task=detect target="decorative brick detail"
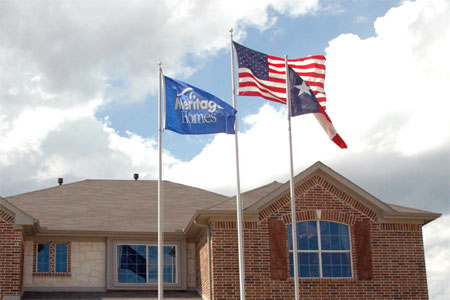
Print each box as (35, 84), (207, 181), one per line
(0, 208), (24, 299)
(260, 176), (378, 222)
(259, 194), (290, 220)
(282, 209), (317, 224)
(32, 241), (71, 277)
(213, 221), (258, 230)
(379, 223), (422, 232)
(260, 177), (318, 220)
(316, 177), (378, 221)
(282, 209), (356, 225)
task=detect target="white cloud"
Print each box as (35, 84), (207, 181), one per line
(325, 0), (450, 156)
(164, 0), (450, 197)
(0, 1), (448, 298)
(0, 0), (320, 196)
(424, 214), (450, 300)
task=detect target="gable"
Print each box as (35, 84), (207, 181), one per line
(0, 196), (35, 226)
(258, 175), (378, 222)
(0, 206), (14, 224)
(249, 162), (439, 225)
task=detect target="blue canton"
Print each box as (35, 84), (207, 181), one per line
(234, 42), (269, 80)
(288, 66), (319, 117)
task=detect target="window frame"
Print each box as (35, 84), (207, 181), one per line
(54, 243), (69, 273)
(289, 220), (353, 279)
(33, 242), (71, 276)
(115, 242), (179, 286)
(36, 243), (50, 273)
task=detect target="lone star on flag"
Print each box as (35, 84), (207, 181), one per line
(295, 80), (312, 96)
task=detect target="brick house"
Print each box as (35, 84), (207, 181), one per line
(0, 162), (440, 299)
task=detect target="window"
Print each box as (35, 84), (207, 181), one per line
(35, 242), (70, 275)
(288, 221), (352, 278)
(55, 243), (68, 273)
(117, 244), (177, 284)
(36, 244), (50, 273)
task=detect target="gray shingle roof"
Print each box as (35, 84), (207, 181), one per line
(204, 181), (283, 211)
(5, 162), (440, 234)
(6, 180), (228, 233)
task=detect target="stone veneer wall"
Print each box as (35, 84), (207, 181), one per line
(186, 243), (196, 290)
(23, 241), (105, 289)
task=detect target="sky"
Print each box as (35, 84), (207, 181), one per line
(0, 0), (449, 298)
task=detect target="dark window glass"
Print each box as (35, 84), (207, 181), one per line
(117, 245), (147, 283)
(37, 244), (50, 273)
(55, 244), (68, 273)
(148, 246), (176, 284)
(289, 221), (352, 278)
(117, 244), (177, 284)
(320, 221), (350, 251)
(288, 221), (318, 250)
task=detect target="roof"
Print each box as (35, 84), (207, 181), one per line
(204, 181), (283, 211)
(0, 196), (36, 226)
(5, 161), (441, 235)
(6, 180), (228, 233)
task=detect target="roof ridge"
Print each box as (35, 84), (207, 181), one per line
(6, 179), (89, 199)
(202, 180), (283, 211)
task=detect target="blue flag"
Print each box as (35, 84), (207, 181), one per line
(164, 76), (236, 135)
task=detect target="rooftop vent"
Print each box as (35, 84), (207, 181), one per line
(133, 173), (139, 180)
(58, 178), (63, 186)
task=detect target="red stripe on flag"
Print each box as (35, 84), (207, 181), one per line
(238, 91), (286, 104)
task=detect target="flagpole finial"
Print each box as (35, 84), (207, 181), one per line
(229, 28), (233, 33)
(157, 61), (161, 66)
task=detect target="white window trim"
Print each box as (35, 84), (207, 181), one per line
(115, 243), (179, 285)
(289, 220), (354, 279)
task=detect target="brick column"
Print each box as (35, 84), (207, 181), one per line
(0, 209), (24, 300)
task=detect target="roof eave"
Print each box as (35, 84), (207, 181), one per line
(380, 212), (441, 225)
(184, 209), (259, 236)
(0, 197), (37, 226)
(33, 229), (186, 237)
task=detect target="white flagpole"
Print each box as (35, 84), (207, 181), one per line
(285, 55), (300, 300)
(230, 28), (246, 300)
(157, 62), (164, 300)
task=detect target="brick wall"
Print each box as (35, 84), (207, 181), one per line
(196, 228), (210, 299)
(207, 176), (429, 299)
(0, 208), (24, 299)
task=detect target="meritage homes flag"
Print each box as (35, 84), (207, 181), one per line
(164, 76), (236, 135)
(233, 41), (347, 148)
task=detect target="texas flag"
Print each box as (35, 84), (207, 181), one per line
(287, 66), (347, 149)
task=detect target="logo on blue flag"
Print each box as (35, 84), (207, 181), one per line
(164, 76), (236, 135)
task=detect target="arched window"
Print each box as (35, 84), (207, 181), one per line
(288, 221), (352, 278)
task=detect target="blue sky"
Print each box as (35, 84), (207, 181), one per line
(0, 0), (449, 298)
(96, 0), (398, 161)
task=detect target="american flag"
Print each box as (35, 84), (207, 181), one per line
(233, 41), (327, 109)
(233, 42), (347, 149)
